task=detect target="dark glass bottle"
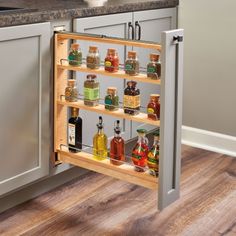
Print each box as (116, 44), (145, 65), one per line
(124, 81), (140, 115)
(68, 108), (82, 153)
(110, 120), (125, 166)
(147, 130), (160, 176)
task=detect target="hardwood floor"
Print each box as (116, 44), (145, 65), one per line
(0, 145), (235, 236)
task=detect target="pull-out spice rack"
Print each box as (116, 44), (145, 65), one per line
(54, 30), (183, 210)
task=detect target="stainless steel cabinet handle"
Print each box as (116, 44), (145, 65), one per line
(128, 22), (134, 40)
(135, 21), (141, 40)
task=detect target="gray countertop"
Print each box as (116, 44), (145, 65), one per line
(0, 0), (178, 27)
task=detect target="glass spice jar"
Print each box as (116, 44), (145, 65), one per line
(65, 79), (78, 102)
(68, 43), (82, 66)
(104, 48), (119, 72)
(86, 46), (100, 69)
(84, 74), (100, 106)
(132, 129), (149, 172)
(147, 94), (160, 120)
(124, 81), (140, 115)
(147, 130), (160, 176)
(104, 87), (119, 111)
(147, 53), (161, 79)
(125, 51), (139, 76)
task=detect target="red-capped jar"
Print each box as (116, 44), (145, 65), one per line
(147, 94), (160, 120)
(104, 48), (119, 72)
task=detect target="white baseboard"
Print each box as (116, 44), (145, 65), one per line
(182, 126), (236, 157)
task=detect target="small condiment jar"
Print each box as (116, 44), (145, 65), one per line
(104, 48), (119, 72)
(147, 53), (161, 79)
(68, 43), (82, 66)
(147, 94), (160, 120)
(65, 79), (78, 102)
(104, 87), (119, 111)
(125, 51), (139, 76)
(86, 46), (100, 69)
(84, 74), (100, 106)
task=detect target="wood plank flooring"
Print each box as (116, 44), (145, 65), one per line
(0, 145), (235, 236)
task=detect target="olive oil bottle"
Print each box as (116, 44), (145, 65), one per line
(68, 108), (82, 152)
(93, 116), (108, 160)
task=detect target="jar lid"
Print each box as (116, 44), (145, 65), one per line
(150, 94), (160, 99)
(150, 53), (160, 61)
(107, 48), (116, 54)
(128, 51), (137, 58)
(87, 74), (97, 79)
(71, 43), (80, 50)
(107, 87), (117, 93)
(68, 79), (76, 86)
(89, 46), (98, 52)
(137, 128), (147, 134)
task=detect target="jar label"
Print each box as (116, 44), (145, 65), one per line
(105, 60), (112, 67)
(105, 97), (112, 105)
(123, 95), (140, 109)
(68, 123), (75, 145)
(84, 87), (99, 100)
(125, 63), (133, 71)
(147, 108), (155, 114)
(147, 66), (157, 73)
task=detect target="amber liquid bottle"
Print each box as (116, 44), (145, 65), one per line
(68, 108), (82, 153)
(110, 120), (125, 165)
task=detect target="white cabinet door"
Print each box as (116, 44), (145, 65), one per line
(131, 8), (177, 137)
(0, 23), (50, 196)
(73, 13), (133, 147)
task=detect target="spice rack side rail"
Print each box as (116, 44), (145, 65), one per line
(54, 30), (184, 211)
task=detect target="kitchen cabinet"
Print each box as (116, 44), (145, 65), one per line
(73, 8), (177, 140)
(0, 23), (51, 196)
(54, 29), (183, 210)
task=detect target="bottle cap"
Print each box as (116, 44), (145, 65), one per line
(150, 53), (159, 61)
(71, 107), (79, 117)
(68, 79), (76, 86)
(87, 74), (97, 80)
(89, 46), (98, 52)
(128, 51), (137, 59)
(137, 128), (147, 134)
(114, 120), (121, 134)
(107, 87), (117, 94)
(71, 43), (80, 50)
(97, 116), (103, 129)
(127, 81), (133, 87)
(131, 81), (137, 87)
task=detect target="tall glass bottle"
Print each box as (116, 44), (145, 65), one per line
(147, 130), (160, 176)
(93, 116), (108, 160)
(110, 120), (125, 165)
(68, 108), (82, 153)
(132, 129), (149, 172)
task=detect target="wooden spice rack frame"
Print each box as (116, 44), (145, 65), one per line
(54, 30), (184, 210)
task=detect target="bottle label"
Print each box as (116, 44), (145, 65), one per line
(68, 123), (75, 145)
(105, 96), (112, 105)
(105, 60), (112, 67)
(147, 107), (155, 114)
(84, 87), (99, 100)
(147, 66), (157, 73)
(123, 95), (140, 108)
(125, 63), (133, 71)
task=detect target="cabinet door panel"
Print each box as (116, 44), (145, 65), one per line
(132, 8), (177, 136)
(0, 23), (50, 196)
(74, 13), (132, 147)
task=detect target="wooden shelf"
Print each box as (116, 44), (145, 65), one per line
(57, 64), (161, 85)
(57, 99), (160, 126)
(57, 147), (158, 190)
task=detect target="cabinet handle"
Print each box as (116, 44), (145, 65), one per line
(135, 21), (141, 40)
(128, 22), (134, 40)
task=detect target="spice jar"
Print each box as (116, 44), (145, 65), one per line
(125, 51), (139, 76)
(132, 129), (149, 172)
(104, 87), (119, 111)
(68, 43), (82, 66)
(147, 53), (161, 79)
(124, 81), (140, 115)
(86, 46), (100, 69)
(65, 79), (78, 102)
(147, 94), (160, 120)
(104, 48), (119, 72)
(84, 74), (100, 106)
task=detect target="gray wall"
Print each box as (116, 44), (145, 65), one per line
(179, 0), (236, 136)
